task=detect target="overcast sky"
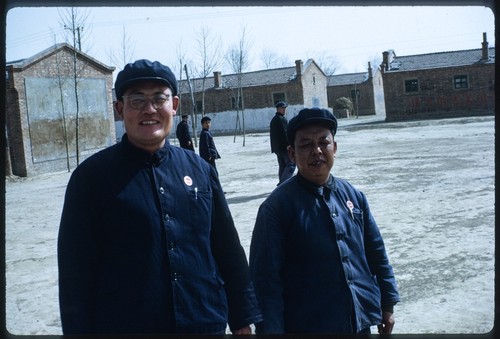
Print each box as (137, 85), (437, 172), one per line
(6, 5), (495, 77)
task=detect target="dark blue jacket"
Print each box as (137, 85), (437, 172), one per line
(176, 120), (194, 151)
(58, 134), (262, 334)
(269, 113), (289, 154)
(199, 128), (220, 162)
(249, 174), (400, 333)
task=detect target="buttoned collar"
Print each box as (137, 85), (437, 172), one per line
(120, 133), (171, 166)
(296, 173), (336, 197)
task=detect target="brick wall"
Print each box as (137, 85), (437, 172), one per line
(6, 47), (115, 176)
(383, 63), (495, 121)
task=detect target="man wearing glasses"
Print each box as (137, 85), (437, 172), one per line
(58, 59), (262, 335)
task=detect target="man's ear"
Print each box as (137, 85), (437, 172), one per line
(114, 100), (124, 119)
(172, 96), (180, 112)
(287, 145), (295, 162)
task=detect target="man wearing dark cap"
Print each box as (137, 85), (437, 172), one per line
(176, 114), (195, 151)
(250, 107), (400, 334)
(199, 116), (221, 174)
(269, 101), (296, 185)
(58, 59), (262, 335)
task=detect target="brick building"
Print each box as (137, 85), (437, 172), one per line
(6, 43), (115, 177)
(381, 33), (495, 122)
(176, 59), (328, 135)
(327, 62), (386, 118)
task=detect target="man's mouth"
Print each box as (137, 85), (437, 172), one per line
(141, 120), (159, 125)
(310, 159), (326, 166)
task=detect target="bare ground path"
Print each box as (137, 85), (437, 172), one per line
(5, 116), (495, 335)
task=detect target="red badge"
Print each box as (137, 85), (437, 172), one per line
(184, 176), (193, 186)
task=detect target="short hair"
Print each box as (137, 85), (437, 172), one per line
(201, 116), (211, 124)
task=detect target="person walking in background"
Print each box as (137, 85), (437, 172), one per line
(250, 107), (400, 334)
(269, 101), (295, 185)
(176, 114), (195, 151)
(199, 116), (221, 174)
(58, 59), (262, 335)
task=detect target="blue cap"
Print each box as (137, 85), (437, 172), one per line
(114, 59), (178, 99)
(275, 101), (288, 108)
(287, 107), (338, 145)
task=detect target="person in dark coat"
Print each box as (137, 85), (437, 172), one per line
(199, 116), (221, 174)
(176, 114), (195, 151)
(269, 101), (296, 185)
(58, 59), (262, 335)
(250, 107), (400, 334)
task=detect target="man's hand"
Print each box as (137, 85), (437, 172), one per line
(378, 311), (395, 334)
(233, 325), (252, 334)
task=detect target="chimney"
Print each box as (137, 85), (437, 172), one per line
(367, 62), (373, 79)
(213, 71), (222, 88)
(295, 60), (303, 79)
(481, 32), (489, 60)
(382, 51), (389, 72)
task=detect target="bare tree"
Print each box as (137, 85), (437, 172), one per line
(312, 52), (339, 76)
(369, 53), (383, 71)
(58, 7), (92, 165)
(226, 26), (253, 146)
(50, 32), (72, 172)
(260, 48), (291, 69)
(193, 26), (223, 116)
(107, 25), (136, 71)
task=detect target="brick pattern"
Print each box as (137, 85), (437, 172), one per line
(383, 63), (495, 121)
(6, 46), (115, 177)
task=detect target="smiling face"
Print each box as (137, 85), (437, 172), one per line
(114, 81), (179, 153)
(288, 124), (337, 186)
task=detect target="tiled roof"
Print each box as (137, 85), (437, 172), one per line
(6, 43), (115, 72)
(180, 66), (296, 93)
(327, 72), (369, 86)
(387, 47), (495, 72)
(179, 59), (319, 93)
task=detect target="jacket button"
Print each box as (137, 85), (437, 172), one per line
(159, 187), (165, 194)
(164, 213), (170, 222)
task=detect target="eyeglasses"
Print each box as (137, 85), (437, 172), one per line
(122, 94), (170, 110)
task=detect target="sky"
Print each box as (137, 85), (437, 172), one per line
(5, 5), (495, 77)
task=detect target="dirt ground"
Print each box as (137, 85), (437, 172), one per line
(5, 115), (495, 335)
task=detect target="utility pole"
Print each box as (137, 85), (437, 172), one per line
(354, 82), (359, 119)
(184, 64), (198, 147)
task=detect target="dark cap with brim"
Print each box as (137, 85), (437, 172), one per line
(114, 59), (178, 99)
(287, 107), (338, 145)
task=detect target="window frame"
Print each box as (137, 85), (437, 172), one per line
(404, 79), (420, 93)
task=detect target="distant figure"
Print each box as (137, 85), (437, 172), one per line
(250, 107), (400, 334)
(58, 59), (262, 335)
(176, 114), (195, 151)
(269, 101), (295, 185)
(199, 116), (220, 174)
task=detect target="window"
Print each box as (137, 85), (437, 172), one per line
(454, 75), (469, 89)
(195, 100), (203, 113)
(405, 79), (419, 93)
(273, 92), (286, 106)
(350, 89), (360, 100)
(231, 96), (242, 109)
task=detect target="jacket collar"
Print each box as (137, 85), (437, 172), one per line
(296, 173), (336, 197)
(120, 133), (170, 166)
